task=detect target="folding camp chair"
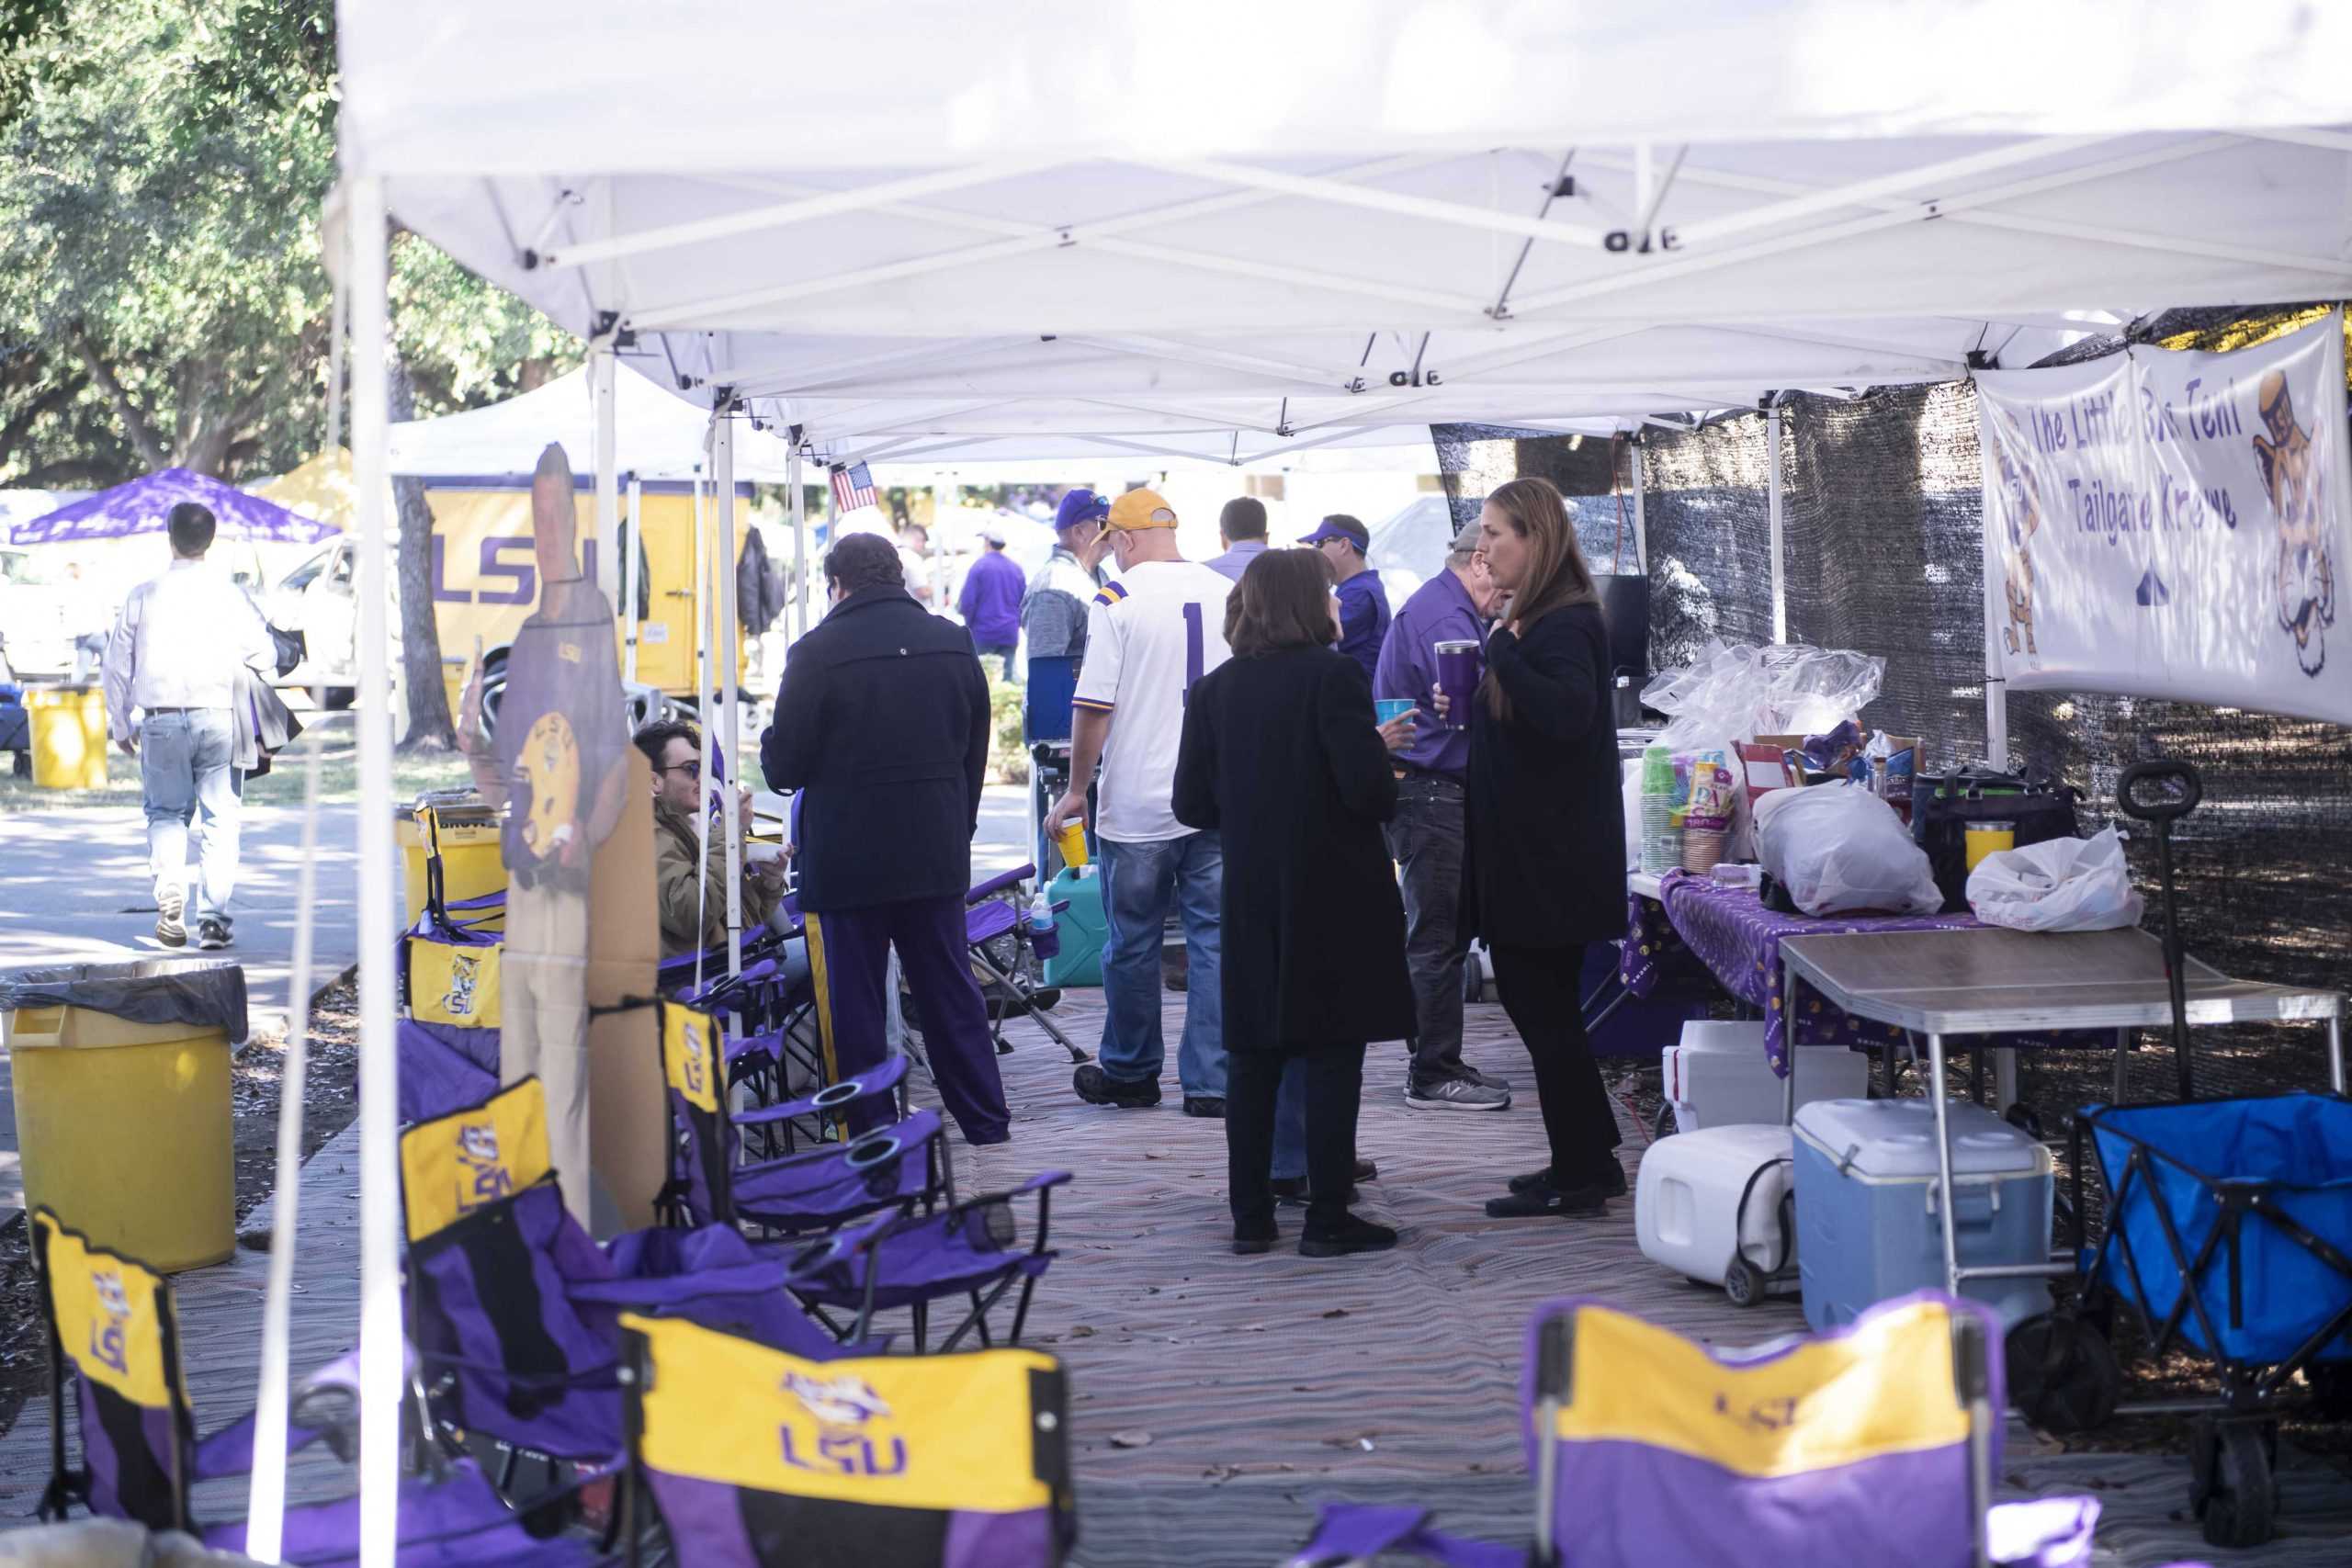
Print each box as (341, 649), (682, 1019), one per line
(401, 1076), (852, 1481)
(660, 1003), (1069, 1350)
(618, 1313), (1075, 1568)
(957, 865), (1087, 1065)
(29, 1208), (595, 1566)
(1286, 1293), (2101, 1568)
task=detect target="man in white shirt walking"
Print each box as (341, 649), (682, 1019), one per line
(1043, 488), (1240, 1114)
(104, 502), (277, 949)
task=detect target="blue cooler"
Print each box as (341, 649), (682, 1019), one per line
(1040, 865), (1105, 988)
(1793, 1097), (2052, 1333)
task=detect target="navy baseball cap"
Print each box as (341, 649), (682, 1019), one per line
(1298, 514), (1369, 551)
(1054, 489), (1111, 532)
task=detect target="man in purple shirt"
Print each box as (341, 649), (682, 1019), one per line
(1300, 513), (1391, 685)
(1372, 521), (1511, 1111)
(956, 529), (1026, 681)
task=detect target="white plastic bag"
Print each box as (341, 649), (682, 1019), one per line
(1753, 783), (1942, 917)
(1967, 827), (2144, 932)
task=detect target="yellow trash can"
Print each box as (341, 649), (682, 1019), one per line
(398, 795), (506, 931)
(26, 683), (107, 791)
(1, 962), (238, 1273)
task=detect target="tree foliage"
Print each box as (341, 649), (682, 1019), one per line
(0, 0), (575, 489)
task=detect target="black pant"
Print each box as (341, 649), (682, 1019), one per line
(1488, 942), (1621, 1186)
(1384, 774), (1472, 1089)
(1227, 1043), (1366, 1233)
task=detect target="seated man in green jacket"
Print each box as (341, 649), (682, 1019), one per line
(634, 718), (786, 960)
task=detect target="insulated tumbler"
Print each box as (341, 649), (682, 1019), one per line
(1433, 640), (1482, 728)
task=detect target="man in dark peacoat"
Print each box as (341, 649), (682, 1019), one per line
(1175, 639), (1415, 1246)
(760, 532), (1010, 1144)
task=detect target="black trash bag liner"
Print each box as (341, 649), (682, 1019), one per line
(0, 959), (248, 1043)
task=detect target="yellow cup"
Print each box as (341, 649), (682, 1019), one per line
(1963, 820), (2016, 872)
(1054, 818), (1090, 870)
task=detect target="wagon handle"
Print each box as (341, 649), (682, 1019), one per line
(2117, 760), (2202, 823)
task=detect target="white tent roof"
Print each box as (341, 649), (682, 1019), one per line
(384, 362), (797, 482)
(341, 0), (2352, 462)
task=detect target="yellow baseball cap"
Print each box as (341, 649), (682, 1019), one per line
(1107, 488), (1179, 531)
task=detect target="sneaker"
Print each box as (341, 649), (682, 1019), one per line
(1405, 1077), (1511, 1111)
(196, 919), (232, 951)
(1072, 1064), (1161, 1109)
(1355, 1156), (1378, 1182)
(1485, 1181), (1609, 1219)
(1299, 1213), (1399, 1258)
(154, 885), (187, 948)
(1182, 1096), (1226, 1119)
(1464, 1066), (1514, 1092)
(1510, 1163), (1627, 1198)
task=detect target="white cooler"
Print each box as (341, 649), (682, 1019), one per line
(1634, 1123), (1799, 1306)
(1662, 1021), (1871, 1133)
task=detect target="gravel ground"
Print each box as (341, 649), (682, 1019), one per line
(0, 976), (359, 1437)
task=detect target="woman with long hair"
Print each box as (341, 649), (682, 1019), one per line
(1438, 476), (1629, 1219)
(1174, 548), (1418, 1257)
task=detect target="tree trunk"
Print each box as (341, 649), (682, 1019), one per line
(390, 351), (456, 751)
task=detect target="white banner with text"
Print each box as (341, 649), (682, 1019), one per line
(1977, 313), (2349, 724)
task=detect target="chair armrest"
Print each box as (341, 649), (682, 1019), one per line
(733, 1055), (911, 1126)
(967, 864), (1035, 904)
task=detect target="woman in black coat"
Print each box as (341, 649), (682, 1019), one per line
(1174, 549), (1418, 1258)
(1436, 477), (1629, 1220)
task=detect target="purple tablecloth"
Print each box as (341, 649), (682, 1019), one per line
(1623, 872), (1991, 1076)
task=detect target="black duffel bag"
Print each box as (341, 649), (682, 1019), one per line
(1910, 767), (2082, 913)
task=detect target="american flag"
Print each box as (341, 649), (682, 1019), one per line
(830, 461), (877, 513)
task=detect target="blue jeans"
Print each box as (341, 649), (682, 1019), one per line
(1096, 831), (1227, 1098)
(140, 708), (242, 925)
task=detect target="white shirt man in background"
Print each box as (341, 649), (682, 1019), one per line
(1043, 488), (1239, 1115)
(104, 502), (277, 949)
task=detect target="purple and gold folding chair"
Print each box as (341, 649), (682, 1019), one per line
(401, 1076), (850, 1483)
(1288, 1293), (2101, 1568)
(29, 1208), (594, 1565)
(660, 1003), (1069, 1350)
(618, 1312), (1075, 1568)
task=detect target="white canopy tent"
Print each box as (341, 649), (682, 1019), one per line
(385, 361), (798, 481)
(309, 4), (2352, 1560)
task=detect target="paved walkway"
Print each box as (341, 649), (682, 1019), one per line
(0, 803), (361, 1221)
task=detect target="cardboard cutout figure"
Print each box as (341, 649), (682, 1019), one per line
(458, 442), (629, 1225)
(2254, 369), (2335, 675)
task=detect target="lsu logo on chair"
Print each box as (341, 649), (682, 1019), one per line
(680, 1018), (707, 1100)
(780, 1371), (907, 1478)
(443, 952), (481, 1020)
(455, 1122), (514, 1215)
(88, 1267), (132, 1377)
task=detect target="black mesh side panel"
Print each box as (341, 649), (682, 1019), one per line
(1637, 417), (1775, 669)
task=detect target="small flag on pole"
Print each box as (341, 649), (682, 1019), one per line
(830, 461), (877, 513)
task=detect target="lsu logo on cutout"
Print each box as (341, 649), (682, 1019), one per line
(443, 952), (481, 1020)
(455, 1122), (513, 1216)
(89, 1268), (132, 1377)
(781, 1371), (907, 1478)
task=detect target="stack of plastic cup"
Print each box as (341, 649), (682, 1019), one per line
(1640, 744), (1679, 875)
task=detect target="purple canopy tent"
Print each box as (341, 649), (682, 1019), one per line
(6, 468), (338, 547)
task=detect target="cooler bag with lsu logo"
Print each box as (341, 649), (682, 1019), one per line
(404, 923), (503, 1030)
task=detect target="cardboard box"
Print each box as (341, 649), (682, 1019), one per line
(586, 750), (662, 1234)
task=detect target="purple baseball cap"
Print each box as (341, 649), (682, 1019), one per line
(1053, 488), (1111, 532)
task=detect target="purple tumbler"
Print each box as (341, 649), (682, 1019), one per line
(1433, 639), (1482, 729)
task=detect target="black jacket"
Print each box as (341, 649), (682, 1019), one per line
(1173, 646), (1414, 1051)
(761, 588), (989, 911)
(1463, 601), (1627, 948)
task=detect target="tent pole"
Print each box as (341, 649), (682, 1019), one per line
(343, 174), (402, 1568)
(1766, 401), (1787, 643)
(1630, 434), (1647, 575)
(788, 446), (807, 640)
(622, 477), (643, 684)
(715, 407), (743, 979)
(691, 468), (709, 995)
(591, 334), (620, 610)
